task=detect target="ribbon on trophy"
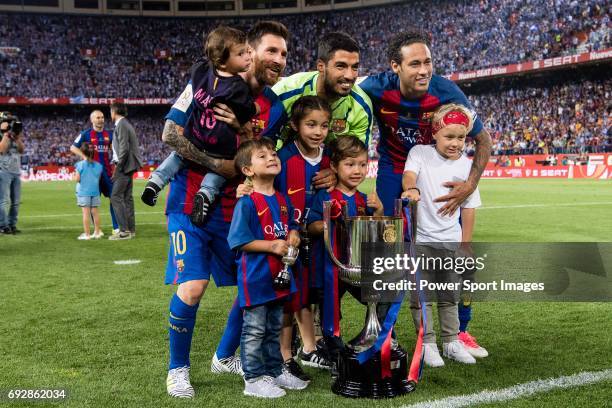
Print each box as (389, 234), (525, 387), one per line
(355, 199), (426, 383)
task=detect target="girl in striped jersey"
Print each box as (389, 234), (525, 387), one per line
(275, 96), (334, 379)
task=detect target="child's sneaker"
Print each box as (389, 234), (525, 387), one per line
(275, 368), (309, 390)
(423, 343), (445, 367)
(141, 181), (161, 206)
(443, 340), (476, 364)
(458, 331), (489, 358)
(77, 233), (91, 241)
(93, 231), (104, 239)
(298, 347), (331, 369)
(210, 353), (243, 375)
(244, 376), (286, 398)
(190, 191), (212, 226)
(283, 358), (311, 381)
(166, 366), (194, 398)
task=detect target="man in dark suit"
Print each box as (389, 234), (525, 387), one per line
(109, 102), (143, 240)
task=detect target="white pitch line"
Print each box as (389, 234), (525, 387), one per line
(114, 259), (142, 265)
(26, 222), (166, 231)
(401, 369), (612, 408)
(479, 201), (612, 210)
(21, 211), (164, 219)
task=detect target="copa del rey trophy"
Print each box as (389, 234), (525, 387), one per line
(323, 199), (416, 398)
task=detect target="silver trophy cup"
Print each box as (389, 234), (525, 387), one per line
(322, 198), (416, 398)
(273, 245), (299, 290)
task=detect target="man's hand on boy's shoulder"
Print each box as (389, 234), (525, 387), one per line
(434, 181), (475, 216)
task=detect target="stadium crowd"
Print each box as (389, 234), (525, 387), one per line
(466, 77), (611, 156)
(1, 0), (610, 97)
(15, 75), (610, 167)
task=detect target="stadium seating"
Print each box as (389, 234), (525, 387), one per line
(1, 0), (609, 97)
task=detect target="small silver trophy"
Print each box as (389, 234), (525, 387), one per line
(273, 245), (299, 290)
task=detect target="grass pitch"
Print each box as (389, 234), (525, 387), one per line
(1, 179), (611, 407)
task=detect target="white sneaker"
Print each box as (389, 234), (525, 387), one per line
(166, 366), (194, 398)
(210, 353), (243, 375)
(112, 228), (120, 235)
(93, 231), (104, 239)
(244, 376), (286, 398)
(423, 343), (445, 367)
(77, 233), (91, 241)
(275, 368), (309, 390)
(443, 340), (477, 364)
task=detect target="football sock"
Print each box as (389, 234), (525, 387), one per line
(215, 297), (242, 359)
(458, 301), (472, 333)
(168, 293), (199, 369)
(109, 203), (119, 230)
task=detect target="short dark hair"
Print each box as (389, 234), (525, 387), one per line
(290, 95), (331, 127)
(317, 32), (359, 63)
(328, 135), (367, 166)
(235, 137), (277, 175)
(247, 21), (290, 47)
(110, 102), (127, 117)
(205, 26), (247, 67)
(387, 29), (431, 65)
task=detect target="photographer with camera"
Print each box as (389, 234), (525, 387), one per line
(0, 112), (24, 235)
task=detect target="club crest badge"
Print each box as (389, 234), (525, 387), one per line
(383, 224), (397, 242)
(331, 119), (347, 134)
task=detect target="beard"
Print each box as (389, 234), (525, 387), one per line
(323, 74), (353, 98)
(253, 59), (283, 87)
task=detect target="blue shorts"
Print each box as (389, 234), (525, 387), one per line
(99, 172), (113, 198)
(376, 166), (403, 216)
(77, 195), (101, 207)
(165, 212), (236, 286)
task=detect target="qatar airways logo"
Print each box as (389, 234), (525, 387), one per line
(264, 221), (288, 238)
(393, 127), (425, 145)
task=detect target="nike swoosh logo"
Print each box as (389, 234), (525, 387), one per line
(258, 208), (268, 216)
(380, 108), (398, 115)
(287, 187), (304, 195)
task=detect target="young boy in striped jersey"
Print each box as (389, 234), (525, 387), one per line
(228, 138), (309, 398)
(307, 135), (383, 369)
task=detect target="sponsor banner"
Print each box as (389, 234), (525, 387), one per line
(365, 161), (611, 180)
(489, 153), (611, 167)
(0, 97), (173, 106)
(20, 166), (153, 182)
(446, 48), (612, 83)
(481, 165), (612, 179)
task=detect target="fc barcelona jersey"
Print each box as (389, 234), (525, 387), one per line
(228, 192), (299, 307)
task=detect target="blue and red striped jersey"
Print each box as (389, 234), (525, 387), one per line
(275, 142), (329, 224)
(164, 82), (287, 221)
(358, 73), (484, 173)
(73, 128), (113, 177)
(227, 192), (299, 308)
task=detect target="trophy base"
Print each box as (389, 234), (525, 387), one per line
(331, 345), (416, 399)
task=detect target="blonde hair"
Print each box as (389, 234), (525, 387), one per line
(431, 103), (475, 135)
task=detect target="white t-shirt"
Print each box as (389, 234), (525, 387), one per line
(404, 145), (481, 243)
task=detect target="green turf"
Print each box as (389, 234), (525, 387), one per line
(0, 179), (610, 407)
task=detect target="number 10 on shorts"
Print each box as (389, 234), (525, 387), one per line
(171, 231), (187, 255)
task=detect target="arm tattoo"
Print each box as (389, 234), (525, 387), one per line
(162, 119), (223, 172)
(467, 129), (493, 188)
